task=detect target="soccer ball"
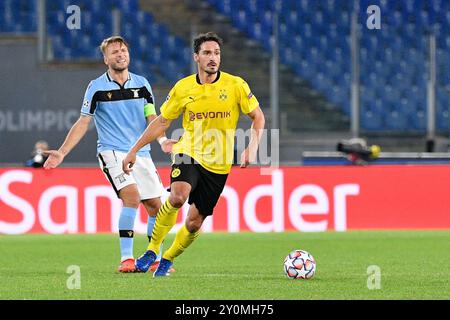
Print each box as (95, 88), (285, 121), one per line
(283, 249), (316, 279)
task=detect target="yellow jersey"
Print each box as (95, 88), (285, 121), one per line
(160, 71), (259, 174)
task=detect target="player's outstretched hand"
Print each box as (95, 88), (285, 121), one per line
(161, 139), (178, 154)
(43, 150), (64, 169)
(122, 152), (136, 175)
(240, 147), (257, 168)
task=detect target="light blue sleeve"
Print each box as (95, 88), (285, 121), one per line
(80, 81), (97, 116)
(143, 78), (156, 106)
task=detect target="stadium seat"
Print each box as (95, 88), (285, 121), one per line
(162, 36), (179, 58)
(390, 10), (403, 28)
(147, 45), (162, 66)
(232, 9), (247, 32)
(409, 111), (427, 131)
(385, 111), (409, 130)
(437, 111), (449, 131)
(115, 0), (139, 14)
(121, 16), (140, 41)
(212, 0), (232, 16)
(437, 90), (450, 132)
(47, 0), (72, 13)
(330, 85), (348, 107)
(47, 10), (65, 30)
(361, 111), (384, 131)
(135, 11), (154, 32)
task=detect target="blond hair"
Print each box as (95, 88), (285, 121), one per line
(99, 36), (129, 55)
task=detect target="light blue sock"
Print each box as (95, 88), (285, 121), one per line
(147, 215), (164, 261)
(119, 207), (137, 261)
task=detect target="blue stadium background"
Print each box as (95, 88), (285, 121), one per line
(0, 0), (449, 133)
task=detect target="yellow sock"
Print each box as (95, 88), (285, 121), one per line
(163, 224), (200, 261)
(147, 199), (179, 254)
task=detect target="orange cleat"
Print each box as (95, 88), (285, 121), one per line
(117, 258), (136, 273)
(149, 261), (176, 273)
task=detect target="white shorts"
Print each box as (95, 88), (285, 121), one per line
(98, 150), (164, 200)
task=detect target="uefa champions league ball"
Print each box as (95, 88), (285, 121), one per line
(283, 249), (316, 279)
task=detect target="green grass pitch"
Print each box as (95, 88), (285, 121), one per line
(1, 231), (449, 299)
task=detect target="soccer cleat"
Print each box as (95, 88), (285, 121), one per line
(153, 258), (173, 277)
(117, 258), (136, 273)
(135, 250), (157, 273)
(149, 261), (176, 273)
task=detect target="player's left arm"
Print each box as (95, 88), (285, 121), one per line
(240, 106), (265, 168)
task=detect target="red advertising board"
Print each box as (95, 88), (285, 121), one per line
(1, 165), (449, 234)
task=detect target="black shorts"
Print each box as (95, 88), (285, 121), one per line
(170, 154), (228, 216)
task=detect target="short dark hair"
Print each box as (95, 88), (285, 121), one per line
(100, 36), (129, 55)
(193, 32), (223, 53)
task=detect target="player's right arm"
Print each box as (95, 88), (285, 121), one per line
(43, 115), (92, 169)
(44, 80), (98, 169)
(122, 115), (172, 174)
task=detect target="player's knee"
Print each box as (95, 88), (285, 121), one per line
(169, 194), (187, 208)
(149, 204), (160, 215)
(145, 205), (160, 217)
(119, 186), (141, 208)
(121, 195), (140, 208)
(185, 219), (201, 233)
(142, 199), (161, 215)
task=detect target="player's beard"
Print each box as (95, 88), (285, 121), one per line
(111, 60), (129, 72)
(111, 64), (128, 72)
(205, 68), (218, 75)
(204, 64), (219, 75)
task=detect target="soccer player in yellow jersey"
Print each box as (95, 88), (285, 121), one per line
(122, 32), (265, 276)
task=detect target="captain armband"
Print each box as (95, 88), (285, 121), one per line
(144, 103), (156, 117)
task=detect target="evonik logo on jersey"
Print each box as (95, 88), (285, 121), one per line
(188, 111), (231, 121)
